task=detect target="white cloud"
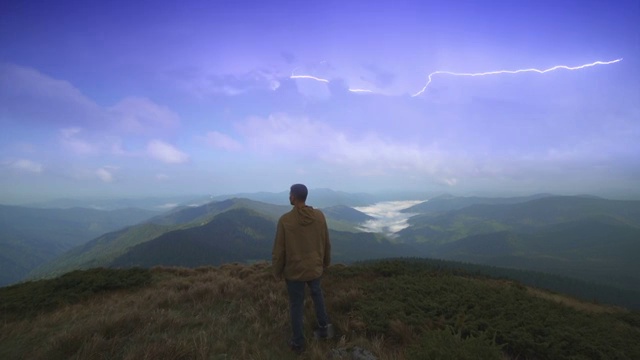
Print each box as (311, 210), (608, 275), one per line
(109, 97), (180, 134)
(204, 131), (243, 151)
(2, 64), (180, 136)
(236, 113), (462, 179)
(0, 63), (102, 126)
(9, 159), (44, 173)
(157, 203), (178, 209)
(147, 140), (189, 164)
(156, 173), (170, 181)
(170, 67), (284, 98)
(355, 200), (426, 235)
(238, 114), (333, 152)
(60, 127), (99, 155)
(96, 167), (116, 183)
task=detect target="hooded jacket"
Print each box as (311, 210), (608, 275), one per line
(272, 205), (331, 281)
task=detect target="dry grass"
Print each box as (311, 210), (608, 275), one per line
(0, 263), (390, 360)
(525, 287), (628, 314)
(4, 262), (636, 359)
(478, 276), (628, 314)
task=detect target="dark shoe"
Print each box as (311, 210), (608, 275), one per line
(289, 340), (304, 354)
(313, 324), (335, 339)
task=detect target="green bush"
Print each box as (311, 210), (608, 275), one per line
(406, 327), (502, 360)
(351, 260), (640, 360)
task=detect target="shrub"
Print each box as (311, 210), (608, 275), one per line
(406, 327), (503, 360)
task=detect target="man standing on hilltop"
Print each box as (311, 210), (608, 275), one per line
(272, 184), (333, 353)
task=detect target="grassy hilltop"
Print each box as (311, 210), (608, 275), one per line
(2, 259), (640, 359)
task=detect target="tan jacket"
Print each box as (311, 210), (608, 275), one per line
(272, 206), (331, 281)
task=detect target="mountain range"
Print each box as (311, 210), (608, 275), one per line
(4, 190), (640, 306)
(399, 196), (640, 291)
(27, 197), (400, 280)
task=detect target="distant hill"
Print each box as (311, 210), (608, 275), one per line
(398, 196), (640, 291)
(321, 205), (374, 232)
(27, 223), (173, 280)
(402, 193), (554, 214)
(19, 194), (640, 299)
(29, 198), (402, 279)
(322, 205), (373, 223)
(0, 205), (159, 286)
(210, 188), (379, 207)
(147, 198), (290, 225)
(111, 208), (276, 268)
(400, 196), (640, 244)
(433, 220), (640, 291)
(25, 195), (205, 211)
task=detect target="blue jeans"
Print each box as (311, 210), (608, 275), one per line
(286, 277), (329, 346)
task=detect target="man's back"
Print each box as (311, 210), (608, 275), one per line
(272, 206), (331, 281)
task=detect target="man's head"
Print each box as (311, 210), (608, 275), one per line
(289, 184), (308, 205)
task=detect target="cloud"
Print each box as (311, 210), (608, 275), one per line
(361, 64), (396, 89)
(0, 63), (102, 126)
(157, 203), (178, 209)
(109, 97), (180, 134)
(156, 173), (170, 181)
(169, 66), (283, 98)
(1, 64), (180, 136)
(236, 113), (461, 182)
(60, 127), (100, 155)
(238, 114), (333, 152)
(4, 64), (189, 169)
(204, 131), (243, 151)
(292, 78), (332, 100)
(147, 140), (189, 164)
(355, 200), (425, 235)
(8, 159), (44, 173)
(96, 166), (117, 183)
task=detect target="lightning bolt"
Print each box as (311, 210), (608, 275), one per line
(290, 74), (330, 83)
(412, 58), (622, 97)
(290, 67), (330, 83)
(291, 68), (374, 93)
(348, 88), (374, 93)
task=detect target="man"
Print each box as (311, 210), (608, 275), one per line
(272, 184), (333, 353)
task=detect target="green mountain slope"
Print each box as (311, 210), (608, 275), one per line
(321, 205), (373, 232)
(431, 220), (640, 291)
(20, 195), (640, 308)
(31, 199), (382, 279)
(111, 208), (276, 268)
(400, 196), (640, 244)
(457, 196), (640, 228)
(147, 198), (290, 225)
(322, 205), (373, 223)
(402, 193), (553, 214)
(27, 223), (173, 280)
(396, 196), (640, 291)
(0, 205), (159, 286)
(111, 208), (409, 269)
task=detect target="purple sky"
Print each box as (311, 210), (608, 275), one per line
(1, 0), (639, 203)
